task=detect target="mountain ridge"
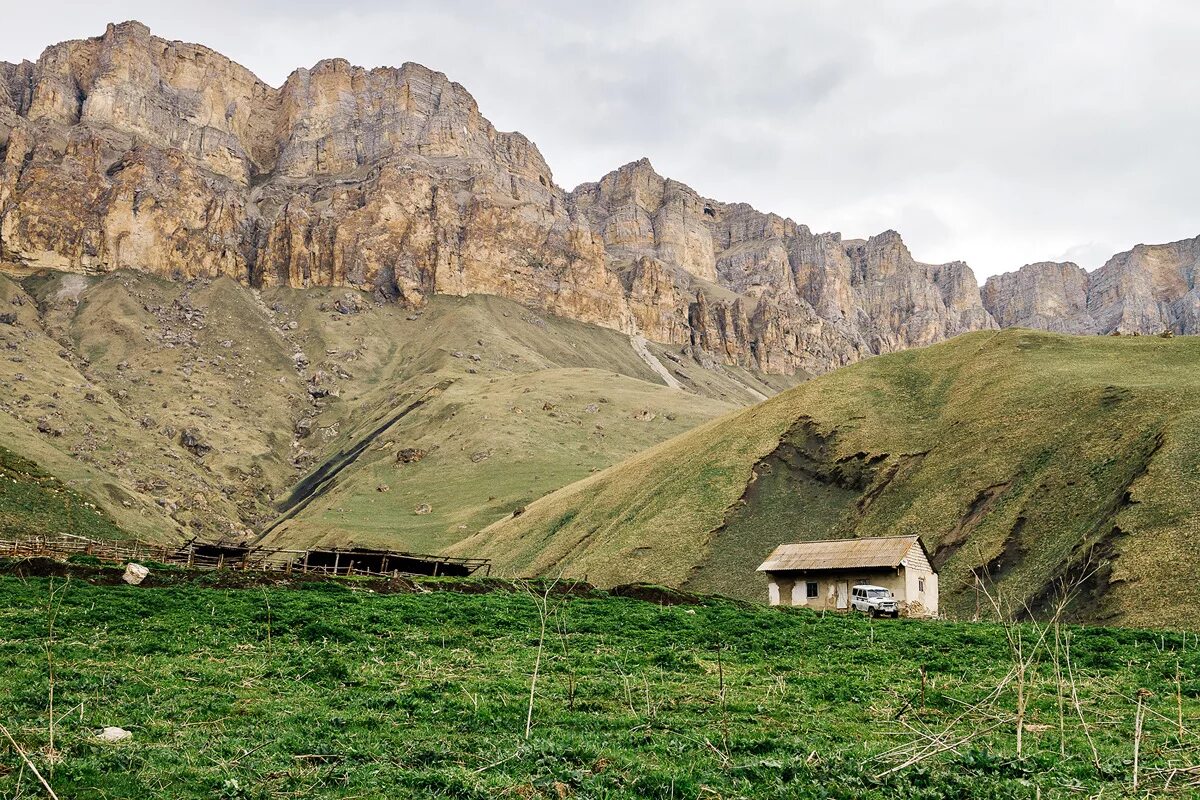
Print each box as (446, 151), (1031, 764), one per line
(8, 21), (1193, 380)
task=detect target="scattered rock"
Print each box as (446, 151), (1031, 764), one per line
(414, 503), (432, 515)
(179, 429), (212, 457)
(584, 403), (599, 413)
(450, 350), (465, 359)
(633, 410), (657, 422)
(0, 313), (17, 325)
(542, 402), (555, 411)
(512, 506), (526, 517)
(396, 447), (428, 464)
(470, 450), (492, 463)
(122, 563), (149, 585)
(334, 293), (363, 315)
(36, 418), (63, 437)
(377, 484), (390, 493)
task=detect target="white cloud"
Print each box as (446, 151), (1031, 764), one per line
(3, 0), (1198, 278)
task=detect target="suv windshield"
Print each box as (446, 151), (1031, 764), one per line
(868, 590), (892, 598)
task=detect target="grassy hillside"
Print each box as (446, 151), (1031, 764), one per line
(454, 329), (1200, 627)
(0, 446), (130, 541)
(0, 269), (792, 551)
(0, 571), (1196, 798)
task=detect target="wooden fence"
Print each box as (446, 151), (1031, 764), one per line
(0, 534), (491, 579)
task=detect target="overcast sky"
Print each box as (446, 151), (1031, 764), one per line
(3, 1), (1198, 279)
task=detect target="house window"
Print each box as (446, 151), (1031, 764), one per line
(918, 577), (926, 593)
(806, 581), (818, 599)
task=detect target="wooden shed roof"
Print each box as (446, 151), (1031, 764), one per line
(756, 535), (926, 573)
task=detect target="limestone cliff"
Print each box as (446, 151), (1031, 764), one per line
(981, 262), (1094, 333)
(981, 237), (1200, 336)
(571, 160), (996, 373)
(7, 22), (1191, 378)
(0, 21), (629, 334)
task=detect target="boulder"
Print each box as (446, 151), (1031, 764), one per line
(179, 429), (212, 456)
(122, 563), (149, 585)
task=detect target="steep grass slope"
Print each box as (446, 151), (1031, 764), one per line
(455, 330), (1200, 627)
(0, 269), (793, 551)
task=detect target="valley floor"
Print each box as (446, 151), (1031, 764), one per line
(0, 567), (1197, 798)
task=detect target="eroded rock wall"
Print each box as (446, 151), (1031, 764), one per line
(8, 22), (1195, 377)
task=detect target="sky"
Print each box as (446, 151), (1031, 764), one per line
(2, 0), (1198, 279)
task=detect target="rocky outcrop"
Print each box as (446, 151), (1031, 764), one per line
(981, 237), (1200, 336)
(572, 159), (996, 373)
(982, 262), (1094, 333)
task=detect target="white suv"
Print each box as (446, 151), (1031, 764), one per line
(851, 585), (898, 617)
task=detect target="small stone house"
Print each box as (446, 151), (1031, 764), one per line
(756, 535), (938, 618)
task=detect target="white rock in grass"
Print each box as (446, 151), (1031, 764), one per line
(122, 563), (150, 585)
(98, 726), (132, 743)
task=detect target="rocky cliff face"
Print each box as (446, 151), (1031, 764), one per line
(570, 160), (997, 373)
(981, 237), (1200, 336)
(4, 22), (1192, 379)
(0, 22), (629, 330)
(0, 22), (1003, 375)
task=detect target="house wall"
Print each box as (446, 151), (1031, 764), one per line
(901, 547), (939, 617)
(765, 565), (938, 618)
(767, 568), (900, 612)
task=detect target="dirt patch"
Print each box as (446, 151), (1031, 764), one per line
(932, 480), (1014, 570)
(609, 583), (707, 606)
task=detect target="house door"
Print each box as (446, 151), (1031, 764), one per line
(835, 581), (849, 610)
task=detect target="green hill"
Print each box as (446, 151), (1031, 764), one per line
(453, 329), (1200, 627)
(0, 269), (796, 553)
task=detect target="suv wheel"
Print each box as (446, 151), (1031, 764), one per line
(868, 607), (877, 618)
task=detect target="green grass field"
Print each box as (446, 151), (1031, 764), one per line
(0, 568), (1198, 798)
(459, 329), (1200, 627)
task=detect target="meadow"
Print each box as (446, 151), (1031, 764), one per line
(1, 566), (1197, 798)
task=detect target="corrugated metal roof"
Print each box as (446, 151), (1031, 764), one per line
(756, 535), (921, 572)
